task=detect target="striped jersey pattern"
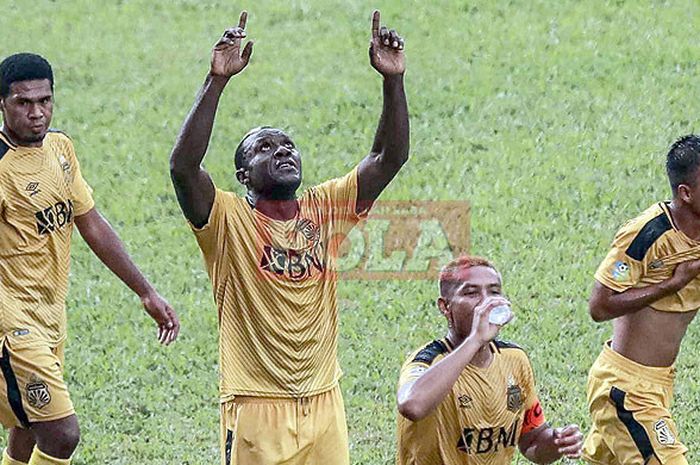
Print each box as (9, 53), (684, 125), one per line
(192, 168), (364, 399)
(0, 130), (94, 347)
(397, 339), (544, 465)
(595, 201), (700, 312)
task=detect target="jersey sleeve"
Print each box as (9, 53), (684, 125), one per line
(398, 356), (430, 391)
(594, 222), (645, 292)
(520, 354), (546, 435)
(191, 188), (230, 269)
(66, 142), (95, 216)
(313, 166), (368, 239)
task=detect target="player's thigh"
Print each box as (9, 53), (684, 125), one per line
(220, 399), (298, 465)
(0, 340), (74, 427)
(308, 387), (348, 465)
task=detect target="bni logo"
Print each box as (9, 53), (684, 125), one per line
(25, 182), (41, 197)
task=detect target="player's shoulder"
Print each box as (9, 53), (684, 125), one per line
(407, 339), (451, 366)
(616, 202), (673, 261)
(0, 132), (15, 165)
(493, 339), (530, 362)
(45, 128), (73, 145)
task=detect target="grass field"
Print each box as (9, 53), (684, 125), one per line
(4, 0), (700, 463)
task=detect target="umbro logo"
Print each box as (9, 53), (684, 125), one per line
(458, 394), (473, 408)
(25, 182), (41, 197)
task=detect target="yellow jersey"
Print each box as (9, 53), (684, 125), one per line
(396, 339), (545, 465)
(595, 202), (700, 312)
(0, 130), (94, 347)
(192, 168), (365, 399)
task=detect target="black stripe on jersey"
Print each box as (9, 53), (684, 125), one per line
(47, 128), (70, 138)
(625, 212), (672, 261)
(610, 387), (656, 462)
(0, 139), (9, 162)
(0, 344), (30, 428)
(493, 339), (524, 353)
(225, 429), (233, 465)
(412, 340), (449, 365)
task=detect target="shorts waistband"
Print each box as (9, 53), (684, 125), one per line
(231, 386), (338, 404)
(598, 341), (675, 386)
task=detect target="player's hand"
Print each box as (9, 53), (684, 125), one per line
(369, 10), (405, 76)
(469, 296), (512, 346)
(669, 258), (700, 291)
(210, 11), (254, 79)
(141, 291), (180, 345)
(553, 424), (583, 459)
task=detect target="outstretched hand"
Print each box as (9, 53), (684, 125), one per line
(554, 424), (584, 459)
(211, 11), (254, 78)
(369, 10), (405, 76)
(141, 291), (180, 345)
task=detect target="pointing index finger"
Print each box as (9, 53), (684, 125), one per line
(239, 10), (248, 29)
(371, 10), (380, 39)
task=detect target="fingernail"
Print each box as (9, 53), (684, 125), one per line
(384, 39), (389, 45)
(393, 41), (398, 47)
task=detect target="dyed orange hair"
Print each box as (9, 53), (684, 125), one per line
(439, 255), (496, 297)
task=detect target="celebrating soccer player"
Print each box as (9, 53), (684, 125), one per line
(583, 136), (700, 465)
(396, 256), (583, 464)
(0, 54), (180, 465)
(169, 10), (408, 465)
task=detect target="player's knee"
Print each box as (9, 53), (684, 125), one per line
(33, 415), (81, 458)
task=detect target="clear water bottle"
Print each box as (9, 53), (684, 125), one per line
(489, 305), (512, 326)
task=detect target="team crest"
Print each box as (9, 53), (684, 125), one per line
(611, 261), (630, 282)
(296, 218), (320, 242)
(26, 378), (51, 409)
(506, 375), (522, 412)
(654, 419), (676, 445)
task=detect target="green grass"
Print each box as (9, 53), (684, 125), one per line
(3, 0), (700, 463)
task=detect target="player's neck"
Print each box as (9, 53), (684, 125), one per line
(446, 332), (493, 368)
(669, 199), (700, 240)
(247, 191), (298, 221)
(1, 125), (43, 148)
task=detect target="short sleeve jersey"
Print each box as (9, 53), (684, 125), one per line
(0, 130), (94, 347)
(192, 167), (366, 399)
(595, 202), (700, 312)
(396, 339), (545, 465)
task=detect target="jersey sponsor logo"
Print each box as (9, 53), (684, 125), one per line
(458, 394), (473, 408)
(259, 242), (325, 280)
(25, 182), (41, 197)
(457, 421), (518, 454)
(611, 260), (630, 282)
(35, 199), (74, 235)
(26, 377), (51, 409)
(654, 419), (676, 445)
(506, 376), (523, 412)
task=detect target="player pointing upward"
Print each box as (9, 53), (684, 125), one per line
(169, 10), (408, 465)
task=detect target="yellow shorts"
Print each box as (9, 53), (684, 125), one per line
(0, 338), (74, 429)
(583, 342), (688, 465)
(219, 385), (349, 465)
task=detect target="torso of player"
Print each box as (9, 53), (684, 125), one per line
(398, 341), (538, 465)
(597, 202), (700, 367)
(0, 131), (80, 345)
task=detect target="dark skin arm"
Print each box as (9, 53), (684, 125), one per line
(356, 10), (409, 214)
(170, 12), (253, 227)
(519, 424), (583, 464)
(74, 208), (179, 344)
(589, 258), (700, 322)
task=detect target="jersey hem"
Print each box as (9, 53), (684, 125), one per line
(219, 379), (340, 402)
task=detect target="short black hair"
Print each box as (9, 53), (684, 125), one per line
(234, 126), (274, 170)
(0, 53), (54, 98)
(666, 134), (700, 194)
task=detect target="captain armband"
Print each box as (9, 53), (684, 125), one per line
(521, 397), (546, 434)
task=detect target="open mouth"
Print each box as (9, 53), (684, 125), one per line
(276, 160), (297, 171)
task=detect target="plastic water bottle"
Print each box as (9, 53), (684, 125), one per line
(489, 305), (512, 326)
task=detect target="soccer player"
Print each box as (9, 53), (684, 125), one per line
(583, 135), (700, 465)
(168, 9), (408, 465)
(0, 53), (180, 465)
(396, 256), (583, 464)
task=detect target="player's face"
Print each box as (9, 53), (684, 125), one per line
(0, 79), (53, 147)
(443, 266), (503, 340)
(239, 128), (302, 197)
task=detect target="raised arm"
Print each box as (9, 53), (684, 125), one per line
(356, 10), (409, 214)
(75, 208), (180, 345)
(589, 259), (700, 322)
(169, 11), (253, 227)
(397, 298), (508, 421)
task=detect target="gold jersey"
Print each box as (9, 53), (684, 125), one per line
(396, 339), (545, 465)
(192, 168), (364, 400)
(0, 130), (94, 347)
(595, 202), (700, 312)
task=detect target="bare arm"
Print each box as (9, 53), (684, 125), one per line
(75, 208), (179, 344)
(356, 10), (409, 214)
(169, 12), (253, 227)
(589, 259), (700, 322)
(519, 425), (583, 464)
(397, 298), (508, 421)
